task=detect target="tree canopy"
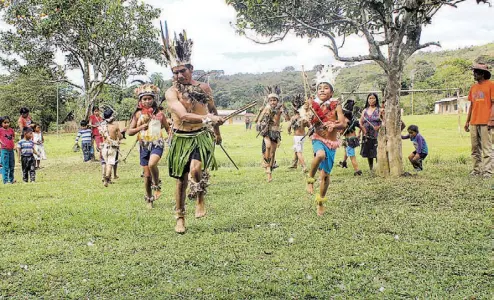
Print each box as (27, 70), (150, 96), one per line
(0, 0), (162, 119)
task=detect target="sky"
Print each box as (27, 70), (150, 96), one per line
(141, 0), (494, 77)
(1, 0), (493, 82)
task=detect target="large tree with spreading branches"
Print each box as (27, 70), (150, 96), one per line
(227, 0), (490, 177)
(0, 0), (162, 120)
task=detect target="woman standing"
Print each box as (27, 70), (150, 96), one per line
(359, 93), (382, 172)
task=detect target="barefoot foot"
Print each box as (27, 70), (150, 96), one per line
(175, 217), (186, 234)
(145, 196), (154, 209)
(317, 204), (325, 216)
(195, 201), (206, 218)
(306, 183), (314, 194)
(151, 184), (161, 200)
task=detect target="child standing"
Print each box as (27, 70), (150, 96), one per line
(75, 120), (93, 162)
(0, 116), (16, 184)
(402, 125), (428, 171)
(33, 124), (47, 169)
(17, 127), (37, 182)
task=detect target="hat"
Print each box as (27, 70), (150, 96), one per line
(265, 86), (281, 101)
(134, 83), (160, 101)
(472, 63), (491, 75)
(315, 65), (339, 88)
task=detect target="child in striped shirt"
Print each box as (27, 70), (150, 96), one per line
(17, 127), (37, 182)
(75, 120), (93, 162)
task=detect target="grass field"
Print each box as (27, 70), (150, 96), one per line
(0, 114), (492, 299)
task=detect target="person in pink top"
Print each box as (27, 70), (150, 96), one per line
(89, 106), (103, 160)
(0, 116), (16, 184)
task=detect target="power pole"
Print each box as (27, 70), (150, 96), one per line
(410, 69), (415, 115)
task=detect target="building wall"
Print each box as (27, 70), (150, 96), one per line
(434, 99), (470, 115)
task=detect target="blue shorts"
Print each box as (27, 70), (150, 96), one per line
(312, 140), (336, 174)
(140, 145), (164, 166)
(346, 146), (355, 157)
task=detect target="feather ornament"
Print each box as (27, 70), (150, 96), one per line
(314, 65), (339, 88)
(161, 21), (193, 68)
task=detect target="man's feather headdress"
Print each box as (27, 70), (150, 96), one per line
(314, 65), (339, 88)
(265, 85), (282, 100)
(160, 21), (193, 68)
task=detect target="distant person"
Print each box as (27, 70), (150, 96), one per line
(245, 116), (251, 130)
(0, 116), (16, 184)
(257, 88), (290, 182)
(99, 109), (123, 187)
(359, 93), (382, 172)
(464, 63), (493, 178)
(339, 99), (362, 176)
(401, 125), (428, 171)
(18, 107), (33, 139)
(74, 120), (93, 162)
(17, 127), (37, 183)
(287, 105), (310, 172)
(89, 106), (103, 160)
(33, 124), (47, 169)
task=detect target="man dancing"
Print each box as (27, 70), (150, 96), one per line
(162, 23), (224, 233)
(306, 66), (347, 216)
(257, 86), (289, 182)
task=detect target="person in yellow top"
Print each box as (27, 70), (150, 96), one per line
(464, 63), (494, 178)
(128, 83), (170, 208)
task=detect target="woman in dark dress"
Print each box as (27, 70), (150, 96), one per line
(359, 93), (382, 171)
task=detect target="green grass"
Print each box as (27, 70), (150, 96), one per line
(1, 114), (492, 299)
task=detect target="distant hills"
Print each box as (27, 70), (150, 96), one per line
(206, 43), (494, 115)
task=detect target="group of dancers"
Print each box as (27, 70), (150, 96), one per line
(82, 22), (434, 234)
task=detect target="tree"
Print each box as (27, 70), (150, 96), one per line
(283, 66), (295, 72)
(0, 68), (76, 131)
(227, 0), (490, 177)
(0, 0), (162, 120)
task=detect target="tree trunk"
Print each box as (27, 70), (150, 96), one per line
(376, 68), (403, 177)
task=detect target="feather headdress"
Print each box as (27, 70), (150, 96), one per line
(291, 94), (304, 110)
(160, 21), (193, 68)
(133, 80), (160, 101)
(314, 65), (339, 88)
(265, 85), (282, 100)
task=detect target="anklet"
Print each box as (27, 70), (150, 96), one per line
(306, 176), (315, 184)
(315, 195), (328, 205)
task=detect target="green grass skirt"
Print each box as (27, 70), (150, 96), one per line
(167, 129), (217, 179)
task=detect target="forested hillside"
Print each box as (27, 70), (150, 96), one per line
(208, 43), (494, 115)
